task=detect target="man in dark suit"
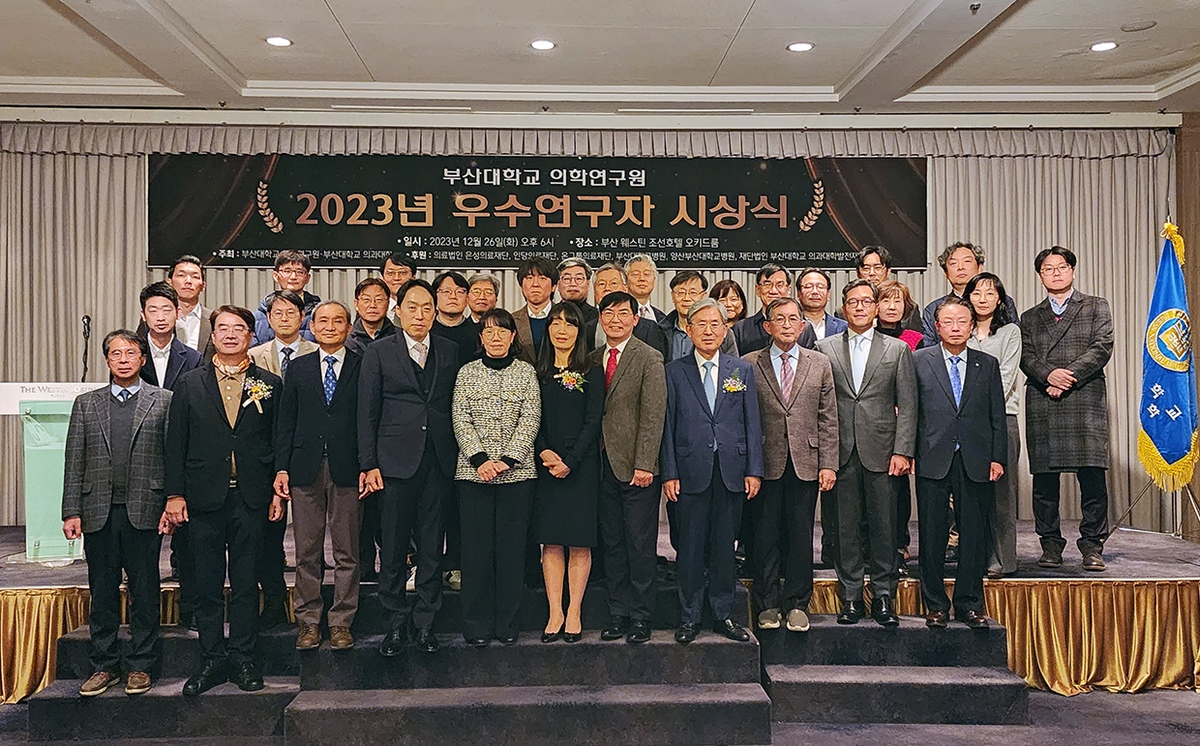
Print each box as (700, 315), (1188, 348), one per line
(139, 282), (202, 391)
(797, 268), (849, 342)
(921, 242), (1019, 347)
(359, 279), (461, 656)
(816, 280), (917, 627)
(626, 254), (667, 322)
(593, 291), (667, 645)
(662, 298), (763, 644)
(512, 257), (558, 365)
(914, 297), (1007, 629)
(733, 263), (794, 354)
(62, 330), (172, 698)
(558, 257), (599, 336)
(275, 301), (367, 652)
(593, 262), (669, 359)
(136, 255), (215, 359)
(164, 306), (284, 696)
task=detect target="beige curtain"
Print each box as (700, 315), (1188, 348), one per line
(0, 124), (1176, 530)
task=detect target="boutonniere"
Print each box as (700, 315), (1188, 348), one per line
(722, 369), (747, 393)
(242, 377), (273, 413)
(555, 369), (587, 392)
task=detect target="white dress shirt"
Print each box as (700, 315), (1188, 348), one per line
(694, 350), (720, 402)
(276, 339), (302, 371)
(320, 346), (346, 381)
(149, 337), (172, 387)
(807, 314), (827, 340)
(604, 336), (632, 369)
(849, 327), (874, 393)
(527, 301), (552, 319)
(403, 331), (430, 366)
(176, 304), (202, 350)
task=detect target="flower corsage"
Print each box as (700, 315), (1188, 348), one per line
(722, 369), (747, 393)
(243, 377), (273, 413)
(555, 369), (587, 392)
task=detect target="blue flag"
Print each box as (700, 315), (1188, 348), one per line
(1138, 226), (1199, 490)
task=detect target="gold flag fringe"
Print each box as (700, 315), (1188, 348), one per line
(1139, 428), (1200, 491)
(1162, 222), (1185, 266)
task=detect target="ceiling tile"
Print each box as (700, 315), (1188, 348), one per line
(713, 27), (891, 87)
(326, 0), (751, 28)
(0, 0), (147, 78)
(740, 0), (915, 30)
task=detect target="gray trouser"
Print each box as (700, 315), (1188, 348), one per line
(291, 459), (362, 629)
(988, 415), (1021, 574)
(834, 449), (897, 600)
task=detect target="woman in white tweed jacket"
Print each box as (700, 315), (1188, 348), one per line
(452, 308), (542, 647)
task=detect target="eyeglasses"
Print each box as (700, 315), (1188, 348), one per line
(601, 309), (634, 320)
(383, 269), (412, 279)
(106, 350), (143, 361)
(469, 288), (496, 298)
(758, 280), (790, 291)
(798, 283), (828, 292)
(437, 287), (467, 297)
(270, 309), (301, 319)
(214, 324), (250, 334)
(844, 298), (876, 308)
(671, 288), (703, 300)
(1039, 264), (1072, 275)
(276, 268), (309, 277)
(559, 275), (589, 285)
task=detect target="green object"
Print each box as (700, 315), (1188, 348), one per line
(21, 400), (83, 562)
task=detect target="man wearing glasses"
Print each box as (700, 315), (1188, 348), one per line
(466, 274), (500, 323)
(658, 271), (739, 362)
(734, 263), (813, 355)
(557, 257), (600, 350)
(796, 268), (848, 342)
(379, 252), (417, 319)
(431, 271), (480, 366)
(253, 250), (322, 345)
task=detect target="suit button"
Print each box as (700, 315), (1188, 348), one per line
(421, 426), (427, 431)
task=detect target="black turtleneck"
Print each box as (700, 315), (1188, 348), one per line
(481, 352), (516, 370)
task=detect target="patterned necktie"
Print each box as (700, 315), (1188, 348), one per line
(412, 341), (428, 369)
(779, 352), (794, 402)
(639, 305), (655, 321)
(323, 356), (338, 405)
(702, 361), (717, 412)
(281, 346), (294, 379)
(949, 355), (963, 407)
(117, 389), (130, 403)
(605, 348), (619, 389)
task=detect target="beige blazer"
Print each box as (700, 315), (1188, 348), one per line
(512, 305), (538, 365)
(590, 335), (666, 481)
(745, 346), (839, 482)
(249, 338), (318, 377)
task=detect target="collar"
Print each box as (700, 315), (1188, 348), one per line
(694, 350), (720, 371)
(320, 347), (346, 364)
(942, 345), (967, 362)
(402, 330), (429, 353)
(849, 327), (875, 344)
(215, 357), (250, 378)
(181, 304), (202, 320)
(110, 382), (142, 398)
(277, 338), (301, 353)
(149, 337), (173, 356)
(527, 301), (552, 319)
(770, 343), (799, 362)
(1048, 290), (1075, 313)
(605, 336), (631, 356)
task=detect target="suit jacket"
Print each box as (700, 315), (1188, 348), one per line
(913, 346), (1007, 482)
(62, 384), (172, 533)
(249, 338), (318, 378)
(745, 346), (839, 482)
(137, 311), (215, 361)
(732, 310), (817, 356)
(164, 362), (282, 512)
(512, 305), (547, 366)
(358, 332), (460, 480)
(590, 336), (667, 482)
(815, 330), (917, 472)
(596, 316), (669, 360)
(814, 312), (849, 340)
(275, 349), (363, 488)
(140, 336), (202, 391)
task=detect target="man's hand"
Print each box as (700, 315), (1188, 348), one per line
(818, 468), (837, 493)
(744, 476), (761, 500)
(363, 468), (384, 493)
(989, 462), (1005, 482)
(273, 471), (290, 501)
(1047, 385), (1066, 399)
(157, 512), (174, 536)
(630, 469), (654, 488)
(62, 516), (81, 541)
(165, 496), (188, 527)
(1047, 368), (1077, 390)
(358, 472), (373, 500)
(268, 495), (286, 522)
(888, 455), (911, 477)
(663, 478), (681, 502)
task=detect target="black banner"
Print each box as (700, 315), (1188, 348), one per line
(148, 154), (927, 270)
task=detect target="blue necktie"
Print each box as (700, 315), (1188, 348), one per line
(323, 356), (338, 404)
(281, 346), (294, 379)
(949, 355), (963, 407)
(702, 361), (717, 413)
(117, 389), (130, 403)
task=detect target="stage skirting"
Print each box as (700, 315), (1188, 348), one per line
(2, 579), (1197, 703)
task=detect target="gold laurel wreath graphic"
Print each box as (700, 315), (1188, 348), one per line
(257, 181), (284, 234)
(799, 180), (824, 232)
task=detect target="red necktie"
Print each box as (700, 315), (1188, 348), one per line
(605, 348), (619, 390)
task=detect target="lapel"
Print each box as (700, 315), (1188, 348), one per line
(927, 348), (957, 410)
(514, 308), (535, 355)
(1044, 293), (1083, 351)
(858, 332), (886, 394)
(198, 306), (213, 348)
(830, 332), (856, 398)
(297, 339), (318, 358)
(424, 337), (441, 400)
(234, 362), (266, 430)
(390, 335), (422, 395)
(163, 339), (186, 389)
(959, 348), (983, 410)
(201, 364), (234, 431)
(790, 349), (815, 409)
(607, 339), (636, 395)
(94, 388), (112, 454)
(684, 354), (714, 419)
(329, 351), (361, 408)
(131, 386), (156, 441)
(755, 350), (786, 410)
(713, 354), (736, 418)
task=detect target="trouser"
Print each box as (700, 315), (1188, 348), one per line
(85, 504), (161, 675)
(1033, 467), (1110, 555)
(171, 524), (196, 621)
(894, 475), (913, 554)
(917, 452), (992, 615)
(256, 504), (287, 600)
(751, 460), (819, 613)
(379, 456), (447, 632)
(598, 453), (659, 622)
(834, 449), (897, 600)
(190, 487), (266, 666)
(819, 489), (838, 564)
(291, 459), (362, 629)
(676, 460), (743, 625)
(989, 415), (1021, 573)
(442, 482), (461, 570)
(358, 492), (383, 577)
(459, 480), (534, 639)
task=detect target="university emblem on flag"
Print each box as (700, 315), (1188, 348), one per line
(1146, 309), (1190, 373)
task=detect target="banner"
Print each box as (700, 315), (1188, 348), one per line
(148, 154), (927, 270)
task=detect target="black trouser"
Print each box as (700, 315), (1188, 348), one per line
(171, 524), (196, 621)
(1033, 467), (1110, 555)
(834, 449), (897, 601)
(190, 487), (266, 666)
(379, 456), (447, 632)
(752, 461), (819, 613)
(256, 513), (287, 600)
(676, 460), (743, 625)
(442, 483), (461, 571)
(819, 489), (838, 564)
(917, 452), (992, 615)
(85, 504), (161, 675)
(598, 453), (659, 623)
(358, 491), (383, 577)
(895, 475), (913, 554)
(458, 480), (534, 639)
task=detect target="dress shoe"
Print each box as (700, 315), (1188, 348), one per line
(414, 628), (439, 653)
(626, 619), (651, 644)
(329, 626), (354, 650)
(674, 622), (700, 644)
(871, 596), (900, 627)
(757, 608), (782, 630)
(295, 622), (321, 651)
(542, 623), (564, 643)
(233, 661), (264, 692)
(785, 608), (810, 633)
(601, 616), (630, 641)
(956, 609), (990, 629)
(464, 636), (490, 648)
(714, 619), (750, 642)
(361, 568), (379, 583)
(925, 610), (949, 629)
(836, 600), (865, 625)
(378, 627), (406, 658)
(1037, 547), (1063, 568)
(258, 596), (290, 630)
(986, 567), (1004, 579)
(945, 543), (959, 563)
(125, 671), (152, 695)
(497, 633), (519, 645)
(79, 671), (119, 697)
(1082, 553), (1107, 572)
(444, 569), (462, 591)
(183, 659), (228, 697)
(563, 630), (583, 643)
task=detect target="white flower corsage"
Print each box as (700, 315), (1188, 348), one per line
(722, 369), (747, 393)
(242, 377), (273, 413)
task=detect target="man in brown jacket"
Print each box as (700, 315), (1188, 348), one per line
(745, 298), (839, 633)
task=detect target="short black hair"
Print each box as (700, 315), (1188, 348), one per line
(210, 305), (255, 331)
(797, 267), (832, 290)
(274, 250), (311, 272)
(536, 302), (591, 379)
(841, 278), (879, 304)
(598, 290), (637, 315)
(478, 308), (524, 359)
(755, 263), (791, 285)
(355, 277), (391, 299)
(265, 289), (305, 314)
(963, 272), (1013, 328)
(934, 295), (977, 324)
(168, 254), (205, 280)
(517, 257), (560, 285)
(670, 270), (708, 291)
(102, 329), (148, 359)
(381, 251), (417, 274)
(433, 271), (470, 293)
(857, 246), (892, 270)
(395, 278), (436, 306)
(1034, 245), (1078, 273)
(139, 281), (178, 310)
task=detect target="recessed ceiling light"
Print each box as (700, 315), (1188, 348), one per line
(787, 42), (814, 52)
(531, 39), (555, 51)
(1121, 20), (1157, 33)
(1090, 41), (1118, 52)
(266, 36), (292, 47)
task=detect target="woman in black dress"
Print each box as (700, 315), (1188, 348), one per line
(534, 302), (605, 643)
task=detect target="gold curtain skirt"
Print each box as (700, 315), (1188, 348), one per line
(1, 581), (1196, 702)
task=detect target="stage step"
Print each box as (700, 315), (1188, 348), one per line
(27, 677), (299, 741)
(765, 664), (1028, 724)
(757, 614), (1010, 667)
(299, 629), (760, 690)
(283, 683), (772, 746)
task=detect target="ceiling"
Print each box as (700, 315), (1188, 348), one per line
(1, 0), (1198, 117)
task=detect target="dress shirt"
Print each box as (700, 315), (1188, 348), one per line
(1048, 289), (1075, 316)
(769, 343), (800, 389)
(637, 303), (657, 321)
(149, 338), (171, 386)
(276, 339), (302, 371)
(527, 301), (552, 319)
(942, 344), (967, 395)
(320, 346), (346, 381)
(849, 327), (874, 392)
(694, 350), (721, 405)
(806, 314), (827, 340)
(403, 330), (430, 365)
(604, 336), (632, 369)
(176, 304), (202, 350)
(109, 382), (142, 399)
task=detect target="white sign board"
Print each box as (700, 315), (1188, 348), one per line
(0, 382), (97, 415)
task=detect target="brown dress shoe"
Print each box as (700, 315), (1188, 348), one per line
(296, 622), (321, 651)
(124, 671), (152, 695)
(79, 671), (119, 697)
(925, 610), (949, 629)
(956, 610), (989, 629)
(329, 626), (354, 650)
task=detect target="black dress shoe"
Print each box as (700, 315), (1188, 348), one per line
(182, 659), (228, 697)
(955, 609), (989, 629)
(714, 619), (750, 642)
(541, 624), (564, 643)
(378, 627), (406, 658)
(464, 636), (489, 648)
(258, 596), (289, 630)
(233, 661), (263, 692)
(836, 600), (865, 625)
(563, 630), (582, 643)
(600, 616), (629, 641)
(626, 619), (651, 644)
(496, 633), (518, 645)
(871, 596), (900, 627)
(414, 628), (440, 654)
(674, 622), (700, 644)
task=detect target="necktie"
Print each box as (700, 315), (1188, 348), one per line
(851, 336), (867, 393)
(605, 348), (619, 390)
(779, 352), (794, 402)
(702, 361), (717, 412)
(412, 341), (428, 369)
(639, 305), (655, 321)
(323, 356), (338, 405)
(117, 389), (130, 403)
(281, 346), (294, 379)
(949, 355), (963, 407)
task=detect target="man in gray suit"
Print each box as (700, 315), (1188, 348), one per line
(593, 291), (667, 645)
(816, 280), (916, 627)
(745, 298), (838, 634)
(62, 330), (172, 697)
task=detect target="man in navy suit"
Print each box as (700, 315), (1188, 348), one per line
(797, 268), (849, 342)
(662, 298), (764, 644)
(913, 297), (1007, 629)
(138, 282), (202, 391)
(359, 279), (461, 657)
